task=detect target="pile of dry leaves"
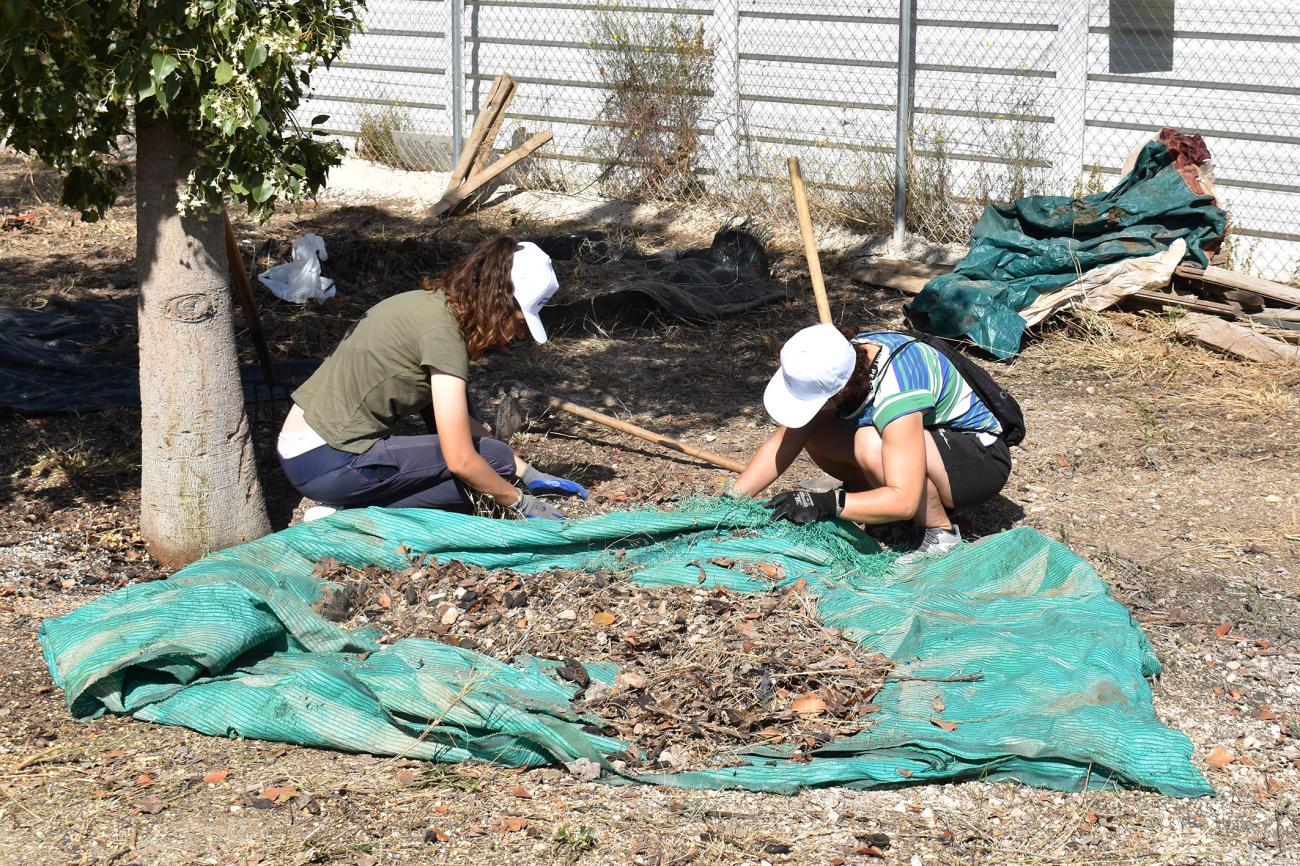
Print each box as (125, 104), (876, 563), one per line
(312, 557), (891, 772)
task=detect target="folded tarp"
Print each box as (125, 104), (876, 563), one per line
(39, 499), (1212, 796)
(906, 129), (1226, 358)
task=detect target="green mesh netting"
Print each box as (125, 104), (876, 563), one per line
(39, 499), (1211, 796)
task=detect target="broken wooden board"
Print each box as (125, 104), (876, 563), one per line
(1173, 312), (1300, 363)
(1174, 264), (1300, 309)
(427, 130), (553, 220)
(851, 259), (949, 296)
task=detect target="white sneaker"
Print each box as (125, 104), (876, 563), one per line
(896, 525), (962, 567)
(303, 505), (338, 523)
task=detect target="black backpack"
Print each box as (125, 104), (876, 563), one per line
(867, 332), (1025, 447)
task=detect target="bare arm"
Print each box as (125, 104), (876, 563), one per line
(429, 372), (520, 506)
(733, 422), (817, 498)
(839, 413), (927, 523)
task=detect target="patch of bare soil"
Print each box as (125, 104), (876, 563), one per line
(315, 557), (890, 772)
(2, 152), (1299, 865)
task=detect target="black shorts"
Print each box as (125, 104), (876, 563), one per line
(932, 429), (1012, 510)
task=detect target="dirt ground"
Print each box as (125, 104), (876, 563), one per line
(2, 151), (1299, 866)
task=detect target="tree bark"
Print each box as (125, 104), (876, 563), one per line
(136, 119), (271, 567)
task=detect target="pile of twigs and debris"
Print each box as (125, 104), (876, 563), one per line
(313, 557), (891, 771)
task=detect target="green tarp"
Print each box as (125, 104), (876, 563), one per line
(39, 500), (1212, 796)
(906, 133), (1226, 359)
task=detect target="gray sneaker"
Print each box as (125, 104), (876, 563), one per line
(896, 525), (962, 567)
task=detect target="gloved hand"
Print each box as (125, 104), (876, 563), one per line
(762, 489), (841, 525)
(511, 492), (566, 520)
(521, 465), (589, 499)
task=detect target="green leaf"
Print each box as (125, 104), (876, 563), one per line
(151, 53), (179, 83)
(310, 114), (329, 126)
(215, 61), (234, 85)
(243, 42), (268, 71)
(250, 175), (274, 203)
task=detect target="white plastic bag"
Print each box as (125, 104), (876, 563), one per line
(257, 233), (336, 304)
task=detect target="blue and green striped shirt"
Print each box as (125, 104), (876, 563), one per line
(840, 332), (1002, 439)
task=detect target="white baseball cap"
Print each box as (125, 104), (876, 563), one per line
(762, 323), (857, 428)
(511, 241), (559, 343)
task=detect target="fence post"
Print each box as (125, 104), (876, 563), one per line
(1054, 1), (1089, 188)
(893, 0), (916, 245)
(445, 0), (464, 159)
(708, 0), (742, 190)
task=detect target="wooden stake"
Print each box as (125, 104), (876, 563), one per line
(515, 385), (747, 473)
(223, 212), (276, 389)
(428, 131), (553, 219)
(787, 157), (832, 324)
(468, 78), (517, 179)
(447, 74), (515, 190)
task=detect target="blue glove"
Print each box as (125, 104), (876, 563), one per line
(521, 466), (589, 499)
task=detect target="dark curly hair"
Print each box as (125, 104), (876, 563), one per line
(421, 236), (521, 359)
(832, 325), (879, 415)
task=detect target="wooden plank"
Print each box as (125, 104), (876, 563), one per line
(447, 74), (513, 191)
(1174, 263), (1300, 308)
(1173, 313), (1300, 363)
(428, 130), (553, 219)
(1124, 289), (1244, 317)
(851, 259), (949, 295)
(469, 77), (518, 179)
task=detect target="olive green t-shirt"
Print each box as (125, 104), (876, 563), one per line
(292, 290), (469, 453)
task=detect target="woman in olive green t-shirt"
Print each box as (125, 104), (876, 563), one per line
(277, 236), (585, 520)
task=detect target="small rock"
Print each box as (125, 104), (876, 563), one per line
(557, 609), (577, 621)
(440, 606), (459, 626)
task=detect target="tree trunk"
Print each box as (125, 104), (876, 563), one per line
(136, 119), (271, 567)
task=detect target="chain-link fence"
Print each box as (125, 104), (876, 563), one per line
(299, 0), (1300, 282)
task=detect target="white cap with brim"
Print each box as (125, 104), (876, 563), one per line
(511, 241), (559, 344)
(763, 323), (857, 428)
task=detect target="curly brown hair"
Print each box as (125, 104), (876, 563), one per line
(421, 236), (521, 359)
(831, 325), (878, 415)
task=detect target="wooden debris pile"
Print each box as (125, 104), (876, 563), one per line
(313, 557), (892, 772)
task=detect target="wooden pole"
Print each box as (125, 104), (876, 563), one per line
(222, 212), (276, 389)
(429, 130), (553, 219)
(447, 74), (514, 190)
(516, 385), (747, 473)
(786, 157), (832, 324)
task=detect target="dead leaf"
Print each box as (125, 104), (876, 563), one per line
(1214, 622), (1233, 638)
(858, 845), (886, 858)
(377, 594), (392, 609)
(615, 671), (647, 691)
(396, 769), (418, 783)
(260, 785), (298, 802)
(1085, 809), (1098, 824)
(897, 768), (913, 778)
(102, 749), (126, 761)
(756, 563), (781, 579)
(425, 828), (450, 843)
(504, 816), (527, 833)
(133, 796), (167, 815)
(135, 773), (155, 787)
(202, 769), (229, 784)
(1206, 746), (1236, 769)
(791, 693), (827, 717)
(512, 784), (531, 799)
(930, 717), (957, 733)
(591, 611), (616, 626)
(1256, 704), (1278, 721)
(932, 695), (945, 713)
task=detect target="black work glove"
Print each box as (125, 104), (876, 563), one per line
(762, 489), (842, 525)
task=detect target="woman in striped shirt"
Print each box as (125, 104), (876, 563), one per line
(734, 323), (1013, 562)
